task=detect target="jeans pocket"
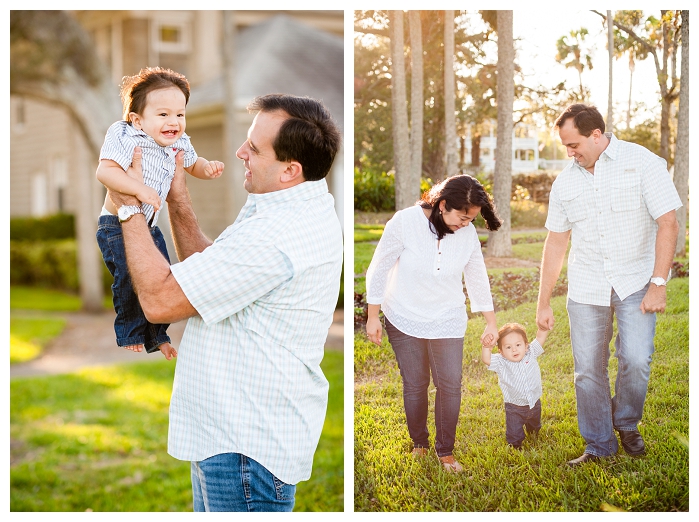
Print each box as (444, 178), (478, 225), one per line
(272, 475), (296, 502)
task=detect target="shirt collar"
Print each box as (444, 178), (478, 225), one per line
(600, 132), (618, 161)
(248, 179), (329, 212)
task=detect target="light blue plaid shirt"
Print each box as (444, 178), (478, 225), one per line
(168, 179), (343, 484)
(99, 120), (198, 226)
(546, 134), (682, 306)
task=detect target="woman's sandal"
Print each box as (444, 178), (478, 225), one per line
(438, 455), (463, 473)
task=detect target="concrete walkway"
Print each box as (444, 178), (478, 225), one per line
(11, 309), (344, 378)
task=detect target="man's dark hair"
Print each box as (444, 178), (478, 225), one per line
(120, 67), (190, 121)
(418, 174), (502, 240)
(247, 94), (341, 181)
(554, 104), (605, 137)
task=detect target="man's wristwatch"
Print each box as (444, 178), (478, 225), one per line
(118, 205), (144, 223)
(650, 276), (668, 287)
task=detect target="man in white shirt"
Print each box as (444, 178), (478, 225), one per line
(109, 94), (343, 511)
(536, 104), (681, 466)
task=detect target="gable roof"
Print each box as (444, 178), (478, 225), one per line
(188, 14), (343, 127)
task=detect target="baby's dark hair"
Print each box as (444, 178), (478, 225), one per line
(497, 322), (528, 349)
(120, 67), (190, 122)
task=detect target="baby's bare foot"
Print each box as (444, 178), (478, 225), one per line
(124, 344), (144, 352)
(158, 342), (178, 360)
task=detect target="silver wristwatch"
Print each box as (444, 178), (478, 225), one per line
(118, 205), (143, 223)
(650, 276), (667, 287)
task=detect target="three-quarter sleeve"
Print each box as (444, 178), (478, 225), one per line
(462, 229), (494, 312)
(365, 213), (405, 305)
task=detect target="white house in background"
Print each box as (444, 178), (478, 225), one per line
(462, 122), (540, 174)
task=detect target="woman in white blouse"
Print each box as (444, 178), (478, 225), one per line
(365, 174), (501, 473)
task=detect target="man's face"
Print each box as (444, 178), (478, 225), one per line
(130, 87), (187, 147)
(236, 110), (290, 194)
(558, 118), (603, 173)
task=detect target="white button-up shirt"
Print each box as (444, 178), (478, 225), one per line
(366, 205), (494, 339)
(99, 120), (198, 226)
(546, 134), (682, 306)
(168, 179), (343, 485)
(488, 339), (544, 408)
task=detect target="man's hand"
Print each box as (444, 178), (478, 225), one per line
(640, 284), (667, 313)
(110, 147), (148, 209)
(167, 151), (188, 206)
(536, 305), (555, 331)
(203, 160), (225, 179)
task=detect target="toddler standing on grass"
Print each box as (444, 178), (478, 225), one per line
(482, 322), (550, 449)
(96, 67), (224, 359)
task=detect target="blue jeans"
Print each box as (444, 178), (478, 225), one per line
(191, 453), (296, 512)
(96, 215), (171, 352)
(567, 284), (656, 457)
(384, 318), (464, 457)
(504, 399), (541, 448)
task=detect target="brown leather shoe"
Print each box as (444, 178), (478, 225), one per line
(566, 453), (600, 467)
(617, 429), (646, 456)
(439, 455), (463, 473)
(411, 447), (429, 457)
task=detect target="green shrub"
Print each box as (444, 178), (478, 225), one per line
(354, 167), (395, 212)
(10, 240), (79, 291)
(10, 239), (113, 293)
(510, 200), (548, 228)
(10, 213), (75, 241)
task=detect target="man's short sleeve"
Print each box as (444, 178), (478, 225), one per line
(170, 234), (292, 325)
(545, 178), (572, 233)
(640, 153), (682, 220)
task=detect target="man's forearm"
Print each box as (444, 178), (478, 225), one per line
(167, 189), (213, 261)
(537, 231), (570, 308)
(653, 210), (679, 280)
(120, 213), (198, 324)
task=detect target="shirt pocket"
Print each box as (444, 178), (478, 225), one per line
(559, 186), (589, 238)
(611, 170), (642, 212)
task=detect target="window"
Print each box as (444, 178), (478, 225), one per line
(151, 19), (190, 54)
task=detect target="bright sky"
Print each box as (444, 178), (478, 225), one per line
(513, 9), (664, 129)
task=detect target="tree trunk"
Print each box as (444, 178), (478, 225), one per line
(444, 10), (458, 178)
(389, 10), (413, 210)
(488, 10), (513, 257)
(471, 134), (481, 166)
(674, 10), (688, 256)
(606, 10), (614, 132)
(409, 11), (424, 202)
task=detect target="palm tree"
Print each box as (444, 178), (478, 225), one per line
(409, 11), (424, 196)
(674, 10), (688, 256)
(444, 10), (458, 178)
(555, 28), (594, 99)
(389, 10), (413, 210)
(488, 10), (514, 257)
(606, 11), (614, 132)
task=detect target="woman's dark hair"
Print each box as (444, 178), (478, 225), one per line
(497, 323), (529, 349)
(418, 174), (501, 240)
(120, 67), (190, 121)
(247, 94), (341, 181)
(554, 103), (605, 137)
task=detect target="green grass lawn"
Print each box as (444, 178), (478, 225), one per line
(10, 316), (67, 363)
(10, 349), (344, 512)
(354, 278), (688, 512)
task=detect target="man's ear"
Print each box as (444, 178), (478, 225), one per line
(281, 161), (303, 183)
(129, 112), (142, 129)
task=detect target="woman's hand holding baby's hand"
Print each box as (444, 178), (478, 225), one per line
(204, 160), (225, 178)
(481, 333), (495, 348)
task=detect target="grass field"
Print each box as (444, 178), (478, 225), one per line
(10, 349), (344, 512)
(353, 278), (689, 511)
